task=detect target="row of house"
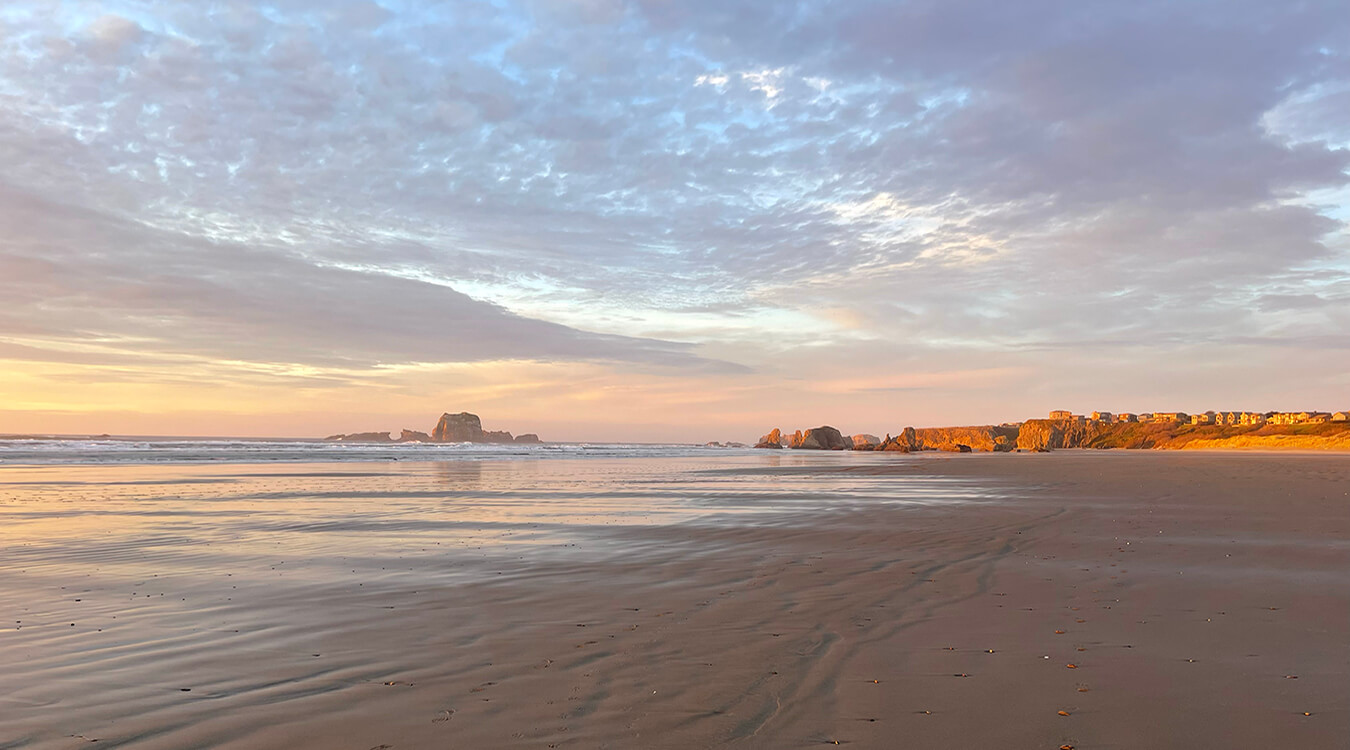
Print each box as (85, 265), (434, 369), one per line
(1048, 410), (1191, 424)
(1049, 410), (1350, 426)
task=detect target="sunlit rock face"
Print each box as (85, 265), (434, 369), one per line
(879, 427), (918, 452)
(851, 434), (881, 450)
(755, 428), (785, 449)
(1015, 415), (1117, 450)
(913, 426), (1018, 452)
(1016, 420), (1064, 451)
(398, 430), (432, 442)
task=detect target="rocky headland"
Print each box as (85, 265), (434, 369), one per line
(326, 412), (542, 444)
(755, 416), (1350, 452)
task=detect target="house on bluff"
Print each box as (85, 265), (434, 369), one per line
(1268, 411), (1332, 425)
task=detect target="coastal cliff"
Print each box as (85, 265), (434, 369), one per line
(913, 426), (1018, 452)
(755, 419), (1350, 452)
(1015, 419), (1110, 450)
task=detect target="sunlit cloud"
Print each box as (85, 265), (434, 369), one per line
(0, 0), (1347, 438)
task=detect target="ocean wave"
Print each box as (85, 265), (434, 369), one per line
(0, 439), (753, 466)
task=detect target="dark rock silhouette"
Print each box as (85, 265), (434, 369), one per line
(433, 412), (484, 442)
(325, 431), (393, 442)
(329, 412), (541, 444)
(792, 426), (848, 450)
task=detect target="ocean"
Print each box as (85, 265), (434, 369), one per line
(0, 437), (735, 466)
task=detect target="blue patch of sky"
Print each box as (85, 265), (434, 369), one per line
(918, 87), (972, 111)
(256, 5), (288, 28)
(359, 1), (529, 83)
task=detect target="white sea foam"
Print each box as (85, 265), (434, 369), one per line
(0, 438), (753, 465)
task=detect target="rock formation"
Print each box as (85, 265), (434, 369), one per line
(328, 412), (542, 444)
(325, 431), (394, 442)
(851, 433), (882, 450)
(755, 428), (786, 449)
(901, 426), (919, 450)
(1015, 419), (1106, 451)
(424, 412), (536, 444)
(754, 418), (1350, 455)
(793, 426), (848, 450)
(433, 412), (485, 442)
(1015, 420), (1062, 451)
(912, 426), (1017, 452)
(879, 427), (918, 452)
(429, 414), (520, 443)
(1059, 419), (1104, 448)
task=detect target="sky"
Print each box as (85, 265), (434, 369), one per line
(1, 0), (1349, 442)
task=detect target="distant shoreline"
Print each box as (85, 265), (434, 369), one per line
(6, 420), (1350, 453)
(754, 419), (1350, 453)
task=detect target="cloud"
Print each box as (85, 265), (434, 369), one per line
(0, 185), (741, 374)
(86, 13), (143, 50)
(0, 0), (1347, 431)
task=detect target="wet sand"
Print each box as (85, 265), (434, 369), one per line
(1, 452), (1347, 748)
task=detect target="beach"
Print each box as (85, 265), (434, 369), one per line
(1, 449), (1346, 748)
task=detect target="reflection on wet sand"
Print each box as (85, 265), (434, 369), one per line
(0, 452), (1346, 749)
(435, 460), (483, 489)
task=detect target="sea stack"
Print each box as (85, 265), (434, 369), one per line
(432, 412), (486, 442)
(793, 426), (848, 450)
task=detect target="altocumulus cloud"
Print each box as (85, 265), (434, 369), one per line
(0, 0), (1348, 386)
